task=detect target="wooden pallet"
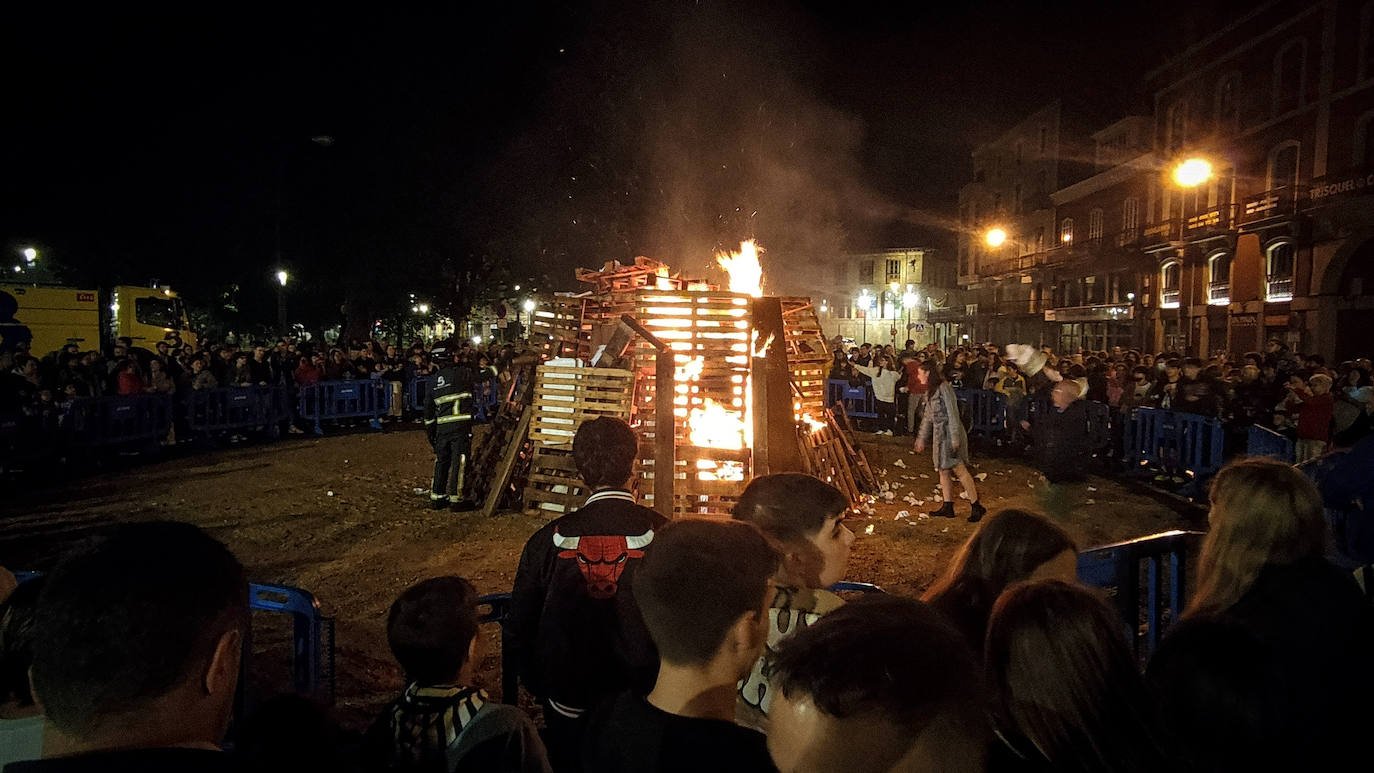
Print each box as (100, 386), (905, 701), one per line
(523, 447), (588, 516)
(780, 297), (833, 421)
(529, 294), (591, 359)
(527, 365), (636, 448)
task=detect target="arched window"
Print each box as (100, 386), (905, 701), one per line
(1161, 260), (1181, 308)
(1121, 198), (1140, 242)
(1266, 241), (1296, 302)
(1215, 72), (1241, 133)
(1060, 218), (1074, 245)
(1089, 209), (1104, 242)
(1268, 142), (1301, 191)
(1273, 39), (1307, 115)
(1166, 102), (1188, 153)
(1208, 251), (1232, 305)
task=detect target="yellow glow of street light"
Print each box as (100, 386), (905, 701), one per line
(418, 303), (430, 314)
(985, 228), (1007, 247)
(21, 248), (37, 262)
(1172, 158), (1213, 188)
(522, 298), (535, 313)
(276, 270), (289, 287)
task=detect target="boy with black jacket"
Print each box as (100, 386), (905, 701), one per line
(1021, 379), (1093, 518)
(508, 417), (667, 771)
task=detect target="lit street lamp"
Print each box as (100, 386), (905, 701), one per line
(274, 270), (289, 335)
(857, 290), (874, 344)
(21, 247), (37, 263)
(902, 285), (919, 341)
(985, 228), (1007, 247)
(1172, 158), (1212, 188)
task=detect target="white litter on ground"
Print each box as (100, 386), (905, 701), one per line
(895, 510), (910, 520)
(864, 524), (876, 535)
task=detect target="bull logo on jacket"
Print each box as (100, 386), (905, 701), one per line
(552, 528), (654, 599)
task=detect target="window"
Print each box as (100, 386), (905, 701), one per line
(859, 260), (875, 281)
(1166, 101), (1188, 153)
(993, 193), (1002, 212)
(1267, 142), (1300, 190)
(135, 297), (182, 329)
(832, 263), (846, 283)
(1089, 208), (1104, 241)
(1208, 251), (1232, 305)
(885, 259), (902, 283)
(1266, 241), (1296, 301)
(1215, 73), (1241, 133)
(1122, 197), (1140, 241)
(1036, 170), (1047, 195)
(1273, 39), (1306, 115)
(1060, 218), (1074, 245)
(1014, 184), (1022, 213)
(1160, 261), (1181, 308)
(1356, 111), (1374, 167)
(1035, 227), (1045, 253)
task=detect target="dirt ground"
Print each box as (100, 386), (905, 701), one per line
(0, 425), (1199, 729)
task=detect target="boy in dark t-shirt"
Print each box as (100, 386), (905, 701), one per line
(582, 519), (781, 773)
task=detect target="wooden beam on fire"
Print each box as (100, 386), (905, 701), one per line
(750, 297), (803, 475)
(615, 312), (676, 520)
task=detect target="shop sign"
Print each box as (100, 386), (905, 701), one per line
(1044, 304), (1134, 322)
(1307, 170), (1374, 205)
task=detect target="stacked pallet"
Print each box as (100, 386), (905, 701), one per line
(529, 294), (590, 359)
(780, 298), (832, 421)
(795, 405), (881, 502)
(522, 364), (637, 516)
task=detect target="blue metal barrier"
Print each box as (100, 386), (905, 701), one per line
(954, 389), (1008, 436)
(407, 376), (434, 414)
(1077, 530), (1201, 660)
(63, 394), (173, 450)
(828, 581), (886, 594)
(477, 592), (517, 703)
(296, 380), (390, 434)
(1246, 424), (1295, 464)
(826, 378), (878, 419)
(184, 386), (291, 438)
(1126, 408), (1225, 480)
(249, 583), (335, 702)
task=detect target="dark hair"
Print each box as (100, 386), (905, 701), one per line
(635, 519), (779, 665)
(731, 473), (849, 546)
(774, 596), (986, 760)
(0, 576), (44, 706)
(386, 576), (480, 684)
(572, 417), (639, 489)
(985, 580), (1172, 772)
(922, 509), (1076, 653)
(30, 521), (248, 736)
(919, 358), (944, 389)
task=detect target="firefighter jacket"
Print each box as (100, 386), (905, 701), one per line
(424, 365), (478, 443)
(507, 490), (667, 714)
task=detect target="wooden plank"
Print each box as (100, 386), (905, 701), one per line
(480, 407), (532, 518)
(654, 350), (675, 520)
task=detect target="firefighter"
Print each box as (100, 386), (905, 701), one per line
(423, 348), (479, 510)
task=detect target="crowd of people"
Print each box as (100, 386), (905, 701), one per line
(0, 334), (529, 466)
(2, 416), (1371, 772)
(832, 337), (1374, 460)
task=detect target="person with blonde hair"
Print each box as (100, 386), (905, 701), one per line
(1148, 458), (1374, 770)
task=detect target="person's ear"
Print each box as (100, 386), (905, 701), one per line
(727, 609), (766, 655)
(204, 628), (242, 697)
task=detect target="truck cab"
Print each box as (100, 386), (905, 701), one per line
(110, 285), (197, 350)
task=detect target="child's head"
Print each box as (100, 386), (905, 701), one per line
(386, 577), (481, 686)
(1051, 379), (1081, 409)
(635, 519), (779, 676)
(1308, 374), (1332, 395)
(732, 473), (854, 588)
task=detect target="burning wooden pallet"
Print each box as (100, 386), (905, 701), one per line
(780, 297), (832, 421)
(529, 294), (591, 359)
(522, 364), (637, 516)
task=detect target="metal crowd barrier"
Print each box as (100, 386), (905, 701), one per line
(184, 386), (292, 438)
(407, 376), (434, 413)
(826, 378), (878, 419)
(407, 375), (503, 419)
(296, 380), (391, 435)
(954, 388), (1008, 436)
(1125, 407), (1226, 481)
(1246, 424), (1295, 464)
(1077, 530), (1201, 660)
(63, 393), (173, 451)
(248, 583), (336, 702)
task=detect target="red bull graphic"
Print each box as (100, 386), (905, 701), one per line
(552, 528), (654, 599)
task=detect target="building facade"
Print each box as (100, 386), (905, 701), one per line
(956, 0), (1374, 361)
(813, 247), (956, 348)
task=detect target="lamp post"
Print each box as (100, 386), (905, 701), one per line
(275, 270), (289, 335)
(902, 285), (918, 344)
(522, 298), (536, 333)
(1168, 157), (1213, 354)
(857, 290), (874, 344)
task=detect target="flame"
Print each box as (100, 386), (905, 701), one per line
(717, 239), (764, 297)
(655, 265), (675, 290)
(801, 413), (827, 433)
(688, 399), (747, 449)
(751, 332), (775, 358)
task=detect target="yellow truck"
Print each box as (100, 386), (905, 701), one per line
(0, 284), (197, 356)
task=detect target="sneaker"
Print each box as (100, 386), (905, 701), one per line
(429, 497), (448, 511)
(451, 498), (479, 512)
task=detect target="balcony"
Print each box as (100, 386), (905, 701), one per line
(1182, 204), (1236, 239)
(1239, 186), (1308, 225)
(1141, 218), (1180, 246)
(975, 251), (1051, 278)
(1208, 281), (1230, 305)
(1117, 228), (1142, 247)
(1160, 288), (1181, 308)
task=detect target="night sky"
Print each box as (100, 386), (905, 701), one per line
(1, 1), (1262, 328)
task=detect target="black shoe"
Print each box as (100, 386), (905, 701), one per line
(968, 500), (987, 523)
(451, 499), (479, 512)
(429, 498), (448, 510)
(929, 501), (956, 518)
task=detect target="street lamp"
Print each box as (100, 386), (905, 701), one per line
(985, 227), (1007, 247)
(417, 303), (430, 314)
(1172, 158), (1212, 188)
(857, 290), (874, 344)
(902, 285), (919, 342)
(21, 247), (37, 263)
(274, 270), (289, 335)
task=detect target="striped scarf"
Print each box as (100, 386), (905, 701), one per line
(390, 683), (489, 766)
